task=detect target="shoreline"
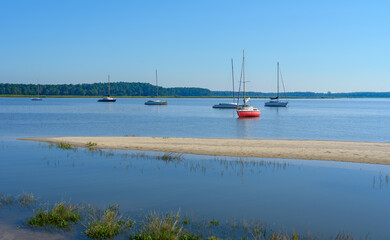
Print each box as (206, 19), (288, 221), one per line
(19, 137), (390, 165)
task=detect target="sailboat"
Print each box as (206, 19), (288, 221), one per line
(144, 70), (167, 105)
(213, 59), (239, 109)
(31, 83), (42, 101)
(236, 50), (260, 118)
(265, 62), (288, 107)
(98, 75), (116, 102)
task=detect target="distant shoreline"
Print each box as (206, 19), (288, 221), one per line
(1, 95), (389, 99)
(20, 137), (390, 165)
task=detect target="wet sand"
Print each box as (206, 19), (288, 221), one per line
(20, 137), (390, 165)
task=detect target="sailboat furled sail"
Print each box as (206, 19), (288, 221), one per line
(145, 70), (167, 105)
(213, 59), (239, 109)
(236, 50), (260, 118)
(98, 75), (116, 102)
(265, 62), (288, 107)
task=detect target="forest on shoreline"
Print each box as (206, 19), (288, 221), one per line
(1, 82), (389, 98)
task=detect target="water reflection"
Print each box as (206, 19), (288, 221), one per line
(236, 117), (261, 138)
(372, 172), (389, 189)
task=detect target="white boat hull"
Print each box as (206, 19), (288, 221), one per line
(145, 100), (167, 105)
(212, 103), (238, 109)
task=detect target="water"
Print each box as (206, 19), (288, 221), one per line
(1, 97), (390, 141)
(1, 97), (390, 239)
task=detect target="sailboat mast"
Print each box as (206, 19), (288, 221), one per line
(277, 62), (279, 98)
(231, 58), (235, 102)
(108, 74), (111, 97)
(242, 50), (246, 106)
(156, 69), (158, 98)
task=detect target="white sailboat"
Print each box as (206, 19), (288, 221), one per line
(98, 75), (116, 102)
(31, 83), (42, 101)
(213, 59), (239, 109)
(265, 62), (288, 107)
(145, 70), (167, 105)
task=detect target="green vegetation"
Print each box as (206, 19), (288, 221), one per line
(157, 152), (184, 162)
(2, 82), (389, 98)
(28, 202), (81, 229)
(2, 192), (357, 239)
(131, 211), (201, 240)
(0, 192), (37, 207)
(0, 82), (212, 97)
(56, 142), (74, 150)
(87, 141), (98, 147)
(84, 205), (133, 239)
(0, 193), (15, 206)
(18, 192), (37, 207)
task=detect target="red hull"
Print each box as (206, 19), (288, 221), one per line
(237, 110), (260, 117)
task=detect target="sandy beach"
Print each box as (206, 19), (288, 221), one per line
(19, 136), (390, 165)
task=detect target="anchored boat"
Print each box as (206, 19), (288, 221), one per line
(98, 75), (116, 102)
(145, 70), (167, 105)
(213, 59), (238, 109)
(265, 62), (288, 107)
(236, 50), (260, 118)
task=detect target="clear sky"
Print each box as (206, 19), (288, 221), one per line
(0, 0), (389, 92)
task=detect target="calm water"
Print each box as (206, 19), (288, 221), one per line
(1, 97), (390, 239)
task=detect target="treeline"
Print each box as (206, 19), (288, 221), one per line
(1, 83), (389, 98)
(213, 91), (390, 98)
(0, 82), (212, 97)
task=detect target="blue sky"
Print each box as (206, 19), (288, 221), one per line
(0, 0), (389, 92)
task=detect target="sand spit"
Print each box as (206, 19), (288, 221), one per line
(20, 137), (390, 165)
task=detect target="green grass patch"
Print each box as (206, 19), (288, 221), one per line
(86, 141), (98, 147)
(28, 202), (81, 229)
(84, 205), (133, 239)
(131, 211), (202, 240)
(156, 152), (184, 162)
(56, 142), (74, 150)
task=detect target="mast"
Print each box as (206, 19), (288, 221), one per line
(155, 69), (158, 98)
(37, 82), (40, 98)
(277, 62), (279, 98)
(242, 50), (246, 106)
(108, 74), (111, 97)
(231, 58), (235, 102)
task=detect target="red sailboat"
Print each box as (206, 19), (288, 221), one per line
(237, 50), (260, 118)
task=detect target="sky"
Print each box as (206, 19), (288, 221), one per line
(0, 0), (389, 92)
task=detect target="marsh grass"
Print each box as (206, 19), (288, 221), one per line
(84, 204), (133, 239)
(0, 193), (15, 206)
(17, 192), (37, 207)
(156, 152), (184, 162)
(28, 202), (81, 229)
(130, 210), (202, 240)
(86, 141), (98, 147)
(56, 142), (75, 150)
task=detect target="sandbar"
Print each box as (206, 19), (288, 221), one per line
(20, 137), (390, 165)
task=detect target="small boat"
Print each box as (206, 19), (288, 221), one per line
(31, 83), (42, 101)
(145, 70), (167, 105)
(98, 75), (116, 102)
(213, 59), (238, 109)
(236, 50), (260, 118)
(265, 62), (288, 107)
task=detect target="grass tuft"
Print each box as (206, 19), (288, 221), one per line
(18, 192), (37, 207)
(84, 204), (133, 239)
(156, 152), (184, 162)
(28, 202), (81, 229)
(56, 142), (74, 150)
(0, 193), (15, 206)
(131, 211), (201, 240)
(86, 141), (98, 147)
